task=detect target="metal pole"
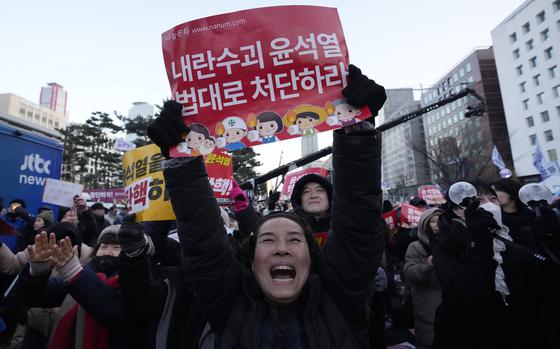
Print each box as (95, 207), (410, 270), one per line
(240, 88), (485, 190)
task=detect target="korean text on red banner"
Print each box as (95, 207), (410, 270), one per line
(400, 203), (424, 227)
(204, 152), (235, 205)
(383, 210), (398, 230)
(122, 144), (236, 222)
(417, 185), (445, 205)
(122, 144), (172, 221)
(162, 5), (370, 157)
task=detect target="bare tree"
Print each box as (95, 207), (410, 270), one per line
(410, 128), (496, 188)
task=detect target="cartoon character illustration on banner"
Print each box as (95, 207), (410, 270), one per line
(176, 123), (216, 156)
(326, 98), (362, 127)
(247, 111), (284, 144)
(216, 116), (248, 151)
(200, 137), (217, 155)
(284, 103), (335, 136)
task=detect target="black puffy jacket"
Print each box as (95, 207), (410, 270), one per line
(432, 210), (512, 349)
(164, 130), (385, 348)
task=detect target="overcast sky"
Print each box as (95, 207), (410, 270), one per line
(1, 0), (524, 174)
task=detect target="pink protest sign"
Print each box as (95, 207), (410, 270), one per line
(162, 5), (370, 157)
(417, 185), (445, 205)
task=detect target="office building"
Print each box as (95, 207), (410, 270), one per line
(40, 82), (68, 115)
(0, 93), (69, 130)
(491, 0), (560, 180)
(382, 88), (431, 201)
(421, 47), (512, 186)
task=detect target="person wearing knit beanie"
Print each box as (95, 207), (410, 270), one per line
(22, 226), (139, 348)
(97, 224), (121, 244)
(33, 210), (54, 231)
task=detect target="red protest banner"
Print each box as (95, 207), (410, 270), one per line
(162, 5), (370, 157)
(417, 185), (445, 205)
(205, 152), (235, 205)
(281, 167), (329, 200)
(83, 189), (126, 203)
(400, 203), (424, 227)
(383, 210), (398, 230)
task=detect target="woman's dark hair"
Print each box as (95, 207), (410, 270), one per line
(227, 211), (237, 222)
(441, 192), (462, 219)
(382, 200), (393, 213)
(469, 180), (497, 197)
(188, 123), (210, 139)
(248, 212), (320, 270)
(9, 199), (26, 209)
(58, 207), (70, 222)
(257, 111), (284, 133)
(492, 178), (525, 210)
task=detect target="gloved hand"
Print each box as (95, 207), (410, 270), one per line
(531, 206), (560, 238)
(342, 65), (387, 118)
(373, 267), (388, 293)
(147, 100), (190, 158)
(463, 197), (480, 219)
(118, 219), (147, 256)
(229, 180), (250, 213)
(465, 198), (500, 230)
(465, 206), (500, 254)
(73, 195), (88, 214)
(267, 191), (281, 211)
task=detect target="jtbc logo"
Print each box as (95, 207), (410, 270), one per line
(20, 154), (51, 175)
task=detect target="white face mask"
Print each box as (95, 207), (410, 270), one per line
(479, 202), (503, 228)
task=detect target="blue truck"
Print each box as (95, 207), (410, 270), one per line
(0, 111), (63, 216)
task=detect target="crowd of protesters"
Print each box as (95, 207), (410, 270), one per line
(0, 65), (559, 349)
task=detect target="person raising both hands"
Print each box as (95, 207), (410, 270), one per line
(19, 225), (146, 349)
(148, 65), (387, 348)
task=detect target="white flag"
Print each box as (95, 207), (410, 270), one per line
(492, 145), (506, 170)
(114, 138), (137, 152)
